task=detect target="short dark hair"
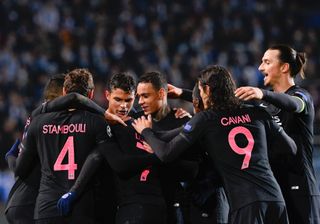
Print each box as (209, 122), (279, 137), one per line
(107, 73), (136, 93)
(64, 68), (94, 96)
(198, 65), (240, 111)
(269, 44), (307, 79)
(138, 71), (168, 91)
(43, 74), (65, 101)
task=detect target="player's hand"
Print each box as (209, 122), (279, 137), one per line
(234, 86), (263, 101)
(142, 141), (154, 153)
(57, 192), (77, 216)
(5, 139), (21, 161)
(167, 84), (183, 99)
(104, 111), (128, 126)
(174, 108), (192, 119)
(132, 115), (152, 134)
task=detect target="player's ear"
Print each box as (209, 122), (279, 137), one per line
(158, 88), (165, 100)
(62, 87), (67, 96)
(280, 62), (290, 73)
(193, 99), (199, 109)
(204, 85), (211, 96)
(105, 90), (110, 101)
(88, 89), (94, 99)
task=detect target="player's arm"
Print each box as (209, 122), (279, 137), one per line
(66, 141), (159, 193)
(14, 123), (38, 179)
(32, 93), (126, 126)
(57, 141), (160, 216)
(235, 86), (305, 113)
(98, 141), (160, 176)
(5, 139), (20, 171)
(39, 93), (105, 115)
(266, 119), (297, 155)
(153, 127), (183, 141)
(6, 116), (33, 171)
(132, 115), (203, 162)
(57, 148), (104, 216)
(167, 83), (192, 102)
(261, 89), (305, 113)
(70, 149), (103, 195)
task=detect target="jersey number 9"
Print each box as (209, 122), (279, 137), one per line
(228, 126), (254, 169)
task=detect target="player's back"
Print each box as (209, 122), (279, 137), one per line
(29, 109), (111, 219)
(193, 105), (285, 212)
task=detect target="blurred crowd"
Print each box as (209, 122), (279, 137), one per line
(1, 0), (320, 200)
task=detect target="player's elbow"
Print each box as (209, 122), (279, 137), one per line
(289, 140), (297, 155)
(156, 152), (175, 163)
(87, 151), (104, 164)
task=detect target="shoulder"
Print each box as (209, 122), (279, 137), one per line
(182, 111), (212, 134)
(240, 104), (273, 120)
(287, 86), (312, 103)
(189, 110), (213, 124)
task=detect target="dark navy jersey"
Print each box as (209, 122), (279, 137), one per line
(15, 109), (114, 219)
(5, 115), (40, 212)
(152, 110), (189, 131)
(142, 105), (297, 212)
(111, 119), (164, 206)
(266, 86), (320, 196)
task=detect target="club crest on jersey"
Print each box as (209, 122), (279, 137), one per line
(183, 122), (192, 132)
(106, 125), (112, 137)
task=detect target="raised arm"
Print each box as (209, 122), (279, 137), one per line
(261, 89), (305, 113)
(132, 115), (200, 162)
(235, 86), (305, 113)
(167, 83), (193, 102)
(32, 93), (126, 126)
(40, 93), (105, 115)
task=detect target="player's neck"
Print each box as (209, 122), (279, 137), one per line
(152, 105), (170, 122)
(272, 77), (295, 93)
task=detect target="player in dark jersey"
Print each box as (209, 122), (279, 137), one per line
(14, 68), (117, 224)
(104, 73), (167, 224)
(5, 74), (65, 224)
(166, 82), (230, 224)
(136, 71), (198, 224)
(132, 65), (297, 224)
(50, 71), (195, 223)
(55, 72), (166, 224)
(235, 44), (320, 224)
(168, 82), (230, 224)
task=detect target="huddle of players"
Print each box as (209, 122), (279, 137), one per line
(5, 44), (320, 224)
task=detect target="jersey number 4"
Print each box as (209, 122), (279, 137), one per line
(54, 136), (78, 179)
(228, 126), (254, 170)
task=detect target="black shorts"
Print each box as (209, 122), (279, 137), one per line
(229, 201), (288, 224)
(286, 194), (320, 224)
(116, 203), (167, 224)
(6, 205), (35, 224)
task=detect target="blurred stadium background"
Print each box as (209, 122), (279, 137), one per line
(1, 0), (320, 223)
